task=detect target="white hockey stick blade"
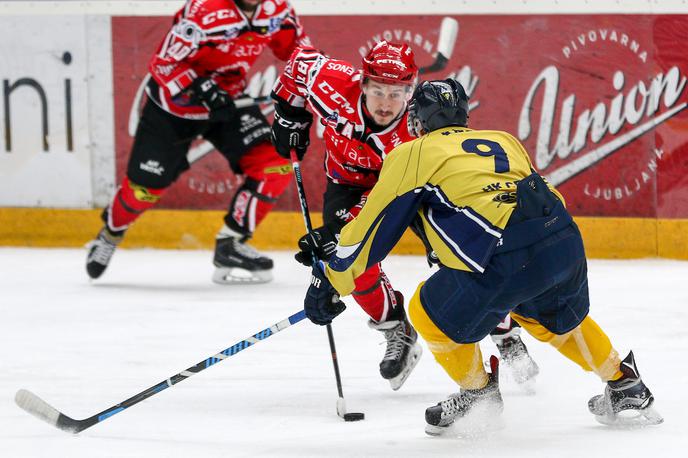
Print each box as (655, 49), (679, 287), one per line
(437, 17), (459, 59)
(15, 389), (61, 428)
(336, 397), (347, 417)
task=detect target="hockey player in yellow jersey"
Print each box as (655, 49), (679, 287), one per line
(302, 79), (662, 434)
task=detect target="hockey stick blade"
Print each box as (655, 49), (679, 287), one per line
(419, 17), (459, 74)
(336, 397), (365, 422)
(15, 389), (86, 434)
(15, 310), (306, 434)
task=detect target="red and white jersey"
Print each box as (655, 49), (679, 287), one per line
(147, 0), (309, 119)
(273, 48), (415, 188)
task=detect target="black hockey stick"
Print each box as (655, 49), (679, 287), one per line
(419, 17), (459, 75)
(234, 95), (272, 109)
(288, 142), (365, 422)
(15, 309), (306, 434)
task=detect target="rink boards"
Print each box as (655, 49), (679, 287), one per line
(0, 1), (687, 258)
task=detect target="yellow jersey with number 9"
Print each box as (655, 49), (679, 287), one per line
(325, 126), (564, 296)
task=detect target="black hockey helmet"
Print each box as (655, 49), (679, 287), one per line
(407, 79), (469, 136)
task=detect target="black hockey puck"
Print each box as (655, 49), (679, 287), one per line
(343, 412), (365, 422)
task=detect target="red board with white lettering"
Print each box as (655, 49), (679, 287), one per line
(111, 15), (688, 217)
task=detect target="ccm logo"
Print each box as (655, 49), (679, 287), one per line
(202, 9), (236, 25)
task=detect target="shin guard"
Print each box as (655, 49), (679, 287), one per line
(512, 313), (622, 381)
(106, 178), (164, 232)
(352, 265), (398, 323)
(226, 143), (291, 236)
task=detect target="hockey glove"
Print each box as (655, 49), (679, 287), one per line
(189, 77), (236, 122)
(271, 100), (313, 160)
(295, 225), (339, 266)
(304, 263), (346, 325)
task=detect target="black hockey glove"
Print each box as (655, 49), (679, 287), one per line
(304, 263), (346, 326)
(295, 225), (339, 266)
(271, 100), (313, 160)
(189, 77), (236, 122)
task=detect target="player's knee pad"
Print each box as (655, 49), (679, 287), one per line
(238, 141), (292, 181)
(107, 177), (164, 231)
(408, 283), (488, 388)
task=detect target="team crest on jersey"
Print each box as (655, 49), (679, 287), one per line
(492, 191), (517, 206)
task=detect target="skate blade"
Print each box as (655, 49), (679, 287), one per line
(425, 423), (451, 436)
(594, 407), (664, 427)
(389, 343), (423, 391)
(424, 401), (505, 437)
(212, 267), (273, 285)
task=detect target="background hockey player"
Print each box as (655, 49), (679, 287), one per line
(302, 79), (662, 434)
(86, 0), (309, 284)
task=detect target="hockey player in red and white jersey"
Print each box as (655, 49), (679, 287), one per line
(86, 0), (310, 284)
(271, 41), (423, 389)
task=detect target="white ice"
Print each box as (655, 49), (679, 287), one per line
(1, 248), (687, 457)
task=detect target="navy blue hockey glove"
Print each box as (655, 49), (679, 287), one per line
(189, 77), (236, 122)
(295, 225), (339, 266)
(304, 263), (346, 325)
(271, 100), (313, 160)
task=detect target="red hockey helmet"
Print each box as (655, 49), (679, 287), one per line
(362, 41), (418, 86)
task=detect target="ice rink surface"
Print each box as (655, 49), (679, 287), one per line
(1, 247), (687, 457)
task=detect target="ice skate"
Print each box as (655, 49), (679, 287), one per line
(588, 351), (663, 427)
(425, 356), (503, 436)
(368, 293), (422, 390)
(212, 226), (273, 284)
(85, 226), (124, 279)
(492, 327), (539, 389)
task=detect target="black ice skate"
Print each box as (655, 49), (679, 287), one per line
(425, 356), (504, 436)
(588, 351), (663, 426)
(368, 293), (422, 391)
(492, 328), (539, 388)
(86, 226), (124, 279)
(212, 229), (273, 284)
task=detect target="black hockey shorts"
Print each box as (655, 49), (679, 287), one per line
(321, 180), (371, 232)
(126, 99), (272, 189)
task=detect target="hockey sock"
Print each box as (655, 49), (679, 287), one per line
(226, 143), (291, 236)
(408, 282), (488, 390)
(352, 266), (397, 323)
(106, 177), (164, 232)
(512, 313), (623, 381)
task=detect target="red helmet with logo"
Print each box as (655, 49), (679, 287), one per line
(362, 41), (418, 86)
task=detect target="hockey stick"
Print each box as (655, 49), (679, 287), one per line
(234, 95), (272, 108)
(15, 310), (306, 434)
(288, 141), (365, 422)
(419, 17), (459, 75)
